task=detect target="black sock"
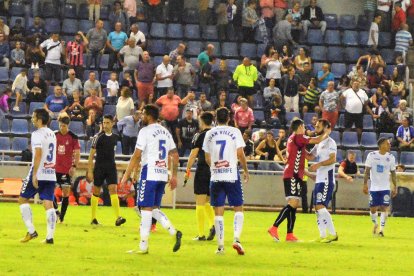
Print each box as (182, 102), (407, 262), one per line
(60, 197), (69, 220)
(53, 199), (58, 210)
(273, 205), (292, 227)
(287, 208), (297, 233)
(152, 217), (157, 226)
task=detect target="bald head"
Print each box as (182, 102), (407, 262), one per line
(163, 55), (170, 65)
(207, 44), (215, 55)
(401, 23), (409, 31)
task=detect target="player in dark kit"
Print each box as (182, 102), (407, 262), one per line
(87, 115), (126, 226)
(268, 119), (329, 242)
(184, 112), (216, 241)
(55, 116), (80, 223)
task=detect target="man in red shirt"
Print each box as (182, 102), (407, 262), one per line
(155, 87), (182, 140)
(54, 116), (80, 222)
(268, 119), (328, 241)
(66, 32), (87, 79)
(392, 2), (406, 32)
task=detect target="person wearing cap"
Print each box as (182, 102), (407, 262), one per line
(117, 110), (142, 155)
(234, 97), (254, 134)
(396, 116), (414, 150)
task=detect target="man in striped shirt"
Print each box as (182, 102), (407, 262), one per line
(66, 32), (88, 79)
(395, 23), (413, 56)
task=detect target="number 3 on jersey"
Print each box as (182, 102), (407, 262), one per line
(216, 140), (226, 160)
(159, 140), (166, 159)
(46, 143), (54, 162)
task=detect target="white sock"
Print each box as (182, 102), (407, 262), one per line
(319, 208), (336, 236)
(140, 210), (152, 251)
(234, 212), (244, 242)
(215, 216), (224, 247)
(380, 212), (388, 232)
(20, 204), (35, 234)
(370, 212), (378, 225)
(152, 209), (176, 236)
(46, 208), (56, 240)
(316, 210), (326, 238)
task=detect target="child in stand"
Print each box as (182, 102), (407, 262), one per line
(10, 41), (25, 67)
(0, 88), (11, 132)
(106, 72), (119, 104)
(11, 68), (29, 111)
(266, 94), (286, 128)
(68, 90), (84, 121)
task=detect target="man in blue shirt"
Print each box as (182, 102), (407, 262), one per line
(317, 63), (334, 91)
(117, 110), (142, 155)
(44, 86), (69, 119)
(106, 22), (128, 70)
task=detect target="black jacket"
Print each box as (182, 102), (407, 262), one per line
(302, 6), (324, 21)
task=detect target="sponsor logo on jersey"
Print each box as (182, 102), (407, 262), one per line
(214, 160), (230, 168)
(44, 162), (55, 169)
(155, 160), (167, 168)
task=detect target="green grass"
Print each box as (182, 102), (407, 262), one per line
(0, 202), (413, 275)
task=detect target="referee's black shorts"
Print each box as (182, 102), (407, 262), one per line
(194, 166), (211, 195)
(56, 173), (71, 188)
(344, 111), (363, 129)
(93, 166), (118, 187)
(283, 177), (303, 198)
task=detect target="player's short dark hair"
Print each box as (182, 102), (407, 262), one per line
(144, 104), (160, 120)
(377, 137), (389, 146)
(317, 119), (331, 129)
(290, 119), (304, 132)
(58, 116), (70, 125)
(216, 107), (230, 124)
(200, 112), (214, 126)
(103, 114), (114, 121)
(34, 108), (50, 125)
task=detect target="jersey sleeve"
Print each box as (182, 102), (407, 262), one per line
(235, 129), (246, 149)
(202, 131), (210, 153)
(135, 128), (146, 151)
(310, 145), (317, 157)
(328, 140), (337, 154)
(296, 134), (311, 147)
(365, 153), (372, 168)
(192, 133), (203, 150)
(390, 154), (396, 171)
(91, 134), (100, 149)
(31, 132), (42, 149)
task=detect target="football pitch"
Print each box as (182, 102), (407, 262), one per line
(0, 203), (413, 275)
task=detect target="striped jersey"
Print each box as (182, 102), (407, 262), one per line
(304, 87), (321, 104)
(283, 134), (311, 180)
(395, 30), (413, 54)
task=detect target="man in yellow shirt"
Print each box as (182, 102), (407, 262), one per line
(233, 57), (258, 106)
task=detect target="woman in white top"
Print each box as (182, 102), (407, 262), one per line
(265, 51), (283, 86)
(116, 87), (134, 121)
(12, 68), (29, 111)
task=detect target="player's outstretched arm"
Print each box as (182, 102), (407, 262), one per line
(391, 170), (397, 197)
(168, 149), (179, 190)
(363, 166), (371, 195)
(237, 148), (249, 183)
(308, 129), (330, 145)
(122, 149), (142, 184)
(86, 148), (96, 183)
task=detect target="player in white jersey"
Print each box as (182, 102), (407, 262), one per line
(307, 119), (338, 243)
(122, 104), (182, 254)
(202, 107), (249, 255)
(363, 138), (397, 237)
(19, 108), (57, 244)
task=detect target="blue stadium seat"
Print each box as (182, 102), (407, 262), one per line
(325, 14), (338, 29)
(11, 119), (30, 136)
(400, 152), (414, 166)
(69, 121), (86, 139)
(79, 20), (94, 34)
(342, 131), (360, 148)
(202, 26), (218, 40)
(226, 59), (240, 72)
(9, 0), (25, 16)
(10, 16), (25, 28)
(253, 110), (265, 122)
(342, 30), (358, 46)
(167, 24), (183, 39)
(304, 112), (317, 125)
(221, 42), (238, 58)
(43, 2), (59, 18)
(392, 187), (412, 217)
(10, 102), (27, 119)
(103, 20), (111, 33)
(330, 131), (341, 147)
(103, 105), (116, 116)
(184, 24), (200, 40)
(10, 67), (22, 81)
(0, 67), (9, 83)
(228, 93), (238, 105)
(381, 49), (394, 64)
(183, 8), (200, 24)
(307, 29), (324, 45)
(100, 71), (111, 85)
(78, 4), (89, 19)
(363, 114), (374, 130)
(44, 18), (61, 34)
(166, 40), (181, 52)
(310, 46), (327, 62)
(49, 120), (59, 131)
(0, 137), (10, 150)
(345, 47), (361, 63)
(252, 94), (264, 110)
(116, 141), (122, 155)
(336, 149), (343, 162)
(12, 137), (28, 151)
(327, 47), (344, 62)
(100, 5), (110, 20)
(153, 56), (163, 66)
(312, 62), (324, 76)
(361, 132), (377, 149)
(147, 40), (167, 55)
(331, 63), (347, 78)
(79, 140), (86, 153)
(64, 3), (77, 18)
(206, 41), (221, 56)
(86, 140), (93, 152)
(187, 41), (203, 56)
(240, 43), (257, 59)
(285, 112), (301, 126)
(357, 15), (370, 31)
(339, 15), (356, 30)
(358, 31), (369, 46)
(271, 129), (280, 137)
(137, 22), (149, 36)
(28, 102), (45, 115)
(100, 54), (109, 70)
(378, 32), (392, 47)
(0, 118), (9, 133)
(324, 30), (341, 45)
(150, 23), (167, 38)
(62, 19), (79, 35)
(379, 132), (395, 144)
(256, 44), (266, 59)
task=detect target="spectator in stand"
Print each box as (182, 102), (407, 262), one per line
(224, 0), (237, 41)
(214, 89), (231, 110)
(260, 0), (275, 39)
(302, 78), (321, 114)
(197, 44), (215, 69)
(350, 65), (368, 90)
(212, 59), (233, 94)
(243, 130), (255, 160)
(40, 33), (65, 84)
(319, 81), (340, 129)
(88, 0), (102, 21)
(168, 0), (184, 22)
(274, 0), (288, 23)
(233, 57), (258, 106)
(106, 72), (119, 105)
(287, 2), (304, 41)
(265, 50), (284, 86)
(107, 22), (128, 70)
(373, 97), (395, 134)
(117, 178), (136, 207)
(370, 85), (387, 109)
(364, 0), (378, 29)
(388, 85), (405, 108)
(305, 115), (318, 136)
(109, 1), (130, 32)
(11, 69), (29, 112)
(407, 0), (414, 35)
(341, 80), (374, 139)
(173, 55), (195, 98)
(27, 70), (47, 104)
(44, 86), (69, 119)
(175, 109), (198, 157)
(394, 99), (413, 123)
(255, 131), (278, 161)
(280, 66), (300, 112)
(0, 33), (9, 69)
(86, 20), (107, 70)
(281, 44), (294, 67)
(84, 88), (103, 116)
(367, 66), (388, 96)
(119, 37), (143, 73)
(260, 45), (275, 72)
(302, 0), (327, 36)
(66, 32), (88, 79)
(156, 87), (182, 138)
(294, 47), (312, 73)
(116, 87), (134, 120)
(266, 94), (286, 128)
(392, 2), (406, 33)
(199, 56), (216, 99)
(395, 23), (413, 56)
(216, 1), (230, 41)
(337, 74), (351, 92)
(155, 55), (174, 98)
(86, 109), (101, 138)
(0, 18), (9, 38)
(297, 62), (313, 91)
(84, 71), (102, 97)
(234, 97), (254, 134)
(396, 164), (406, 172)
(169, 43), (186, 66)
(121, 71), (135, 94)
(62, 69), (83, 98)
(396, 116), (414, 150)
(231, 94), (243, 113)
(9, 19), (25, 42)
(385, 67), (405, 94)
(117, 110), (141, 155)
(26, 37), (44, 69)
(338, 151), (360, 182)
(27, 17), (46, 40)
(146, 0), (164, 23)
(10, 41), (25, 67)
(68, 90), (84, 121)
(129, 24), (146, 48)
(317, 63), (334, 91)
(377, 0), (392, 32)
(356, 49), (386, 75)
(242, 0), (260, 43)
(197, 92), (213, 113)
(273, 14), (297, 50)
(135, 51), (155, 102)
(0, 88), (11, 132)
(276, 128), (288, 162)
(263, 78), (282, 104)
(124, 0), (137, 22)
(368, 14), (382, 49)
(181, 90), (198, 119)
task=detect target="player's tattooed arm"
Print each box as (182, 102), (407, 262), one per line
(363, 167), (370, 194)
(122, 149), (142, 184)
